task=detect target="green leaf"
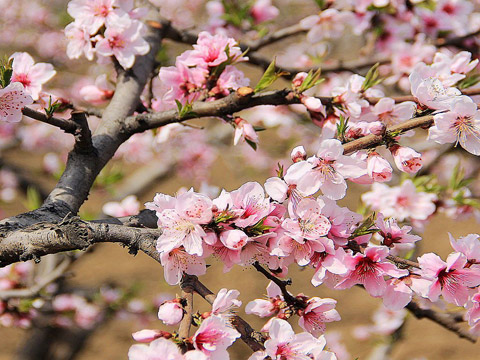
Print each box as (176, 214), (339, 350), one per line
(0, 56), (13, 88)
(361, 62), (382, 91)
(175, 100), (197, 119)
(25, 187), (42, 211)
(336, 115), (349, 142)
(350, 213), (378, 239)
(457, 74), (480, 89)
(254, 58), (289, 92)
(297, 68), (323, 93)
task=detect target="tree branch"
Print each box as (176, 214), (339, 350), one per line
(22, 107), (78, 134)
(0, 256), (72, 300)
(178, 277), (194, 340)
(406, 300), (476, 343)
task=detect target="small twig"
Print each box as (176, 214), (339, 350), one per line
(22, 107), (77, 134)
(406, 300), (476, 343)
(386, 255), (420, 269)
(0, 256), (72, 300)
(253, 262), (305, 309)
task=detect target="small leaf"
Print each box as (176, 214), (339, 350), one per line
(26, 187), (42, 211)
(254, 58), (289, 92)
(457, 74), (480, 89)
(297, 68), (323, 93)
(336, 115), (349, 142)
(362, 63), (382, 91)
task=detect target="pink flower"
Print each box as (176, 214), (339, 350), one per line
(192, 315), (240, 359)
(417, 252), (480, 306)
(157, 300), (184, 326)
(298, 297), (341, 336)
(128, 337), (183, 360)
(281, 198), (331, 242)
(158, 57), (207, 105)
(68, 0), (115, 35)
(0, 82), (33, 123)
(366, 152), (392, 182)
(260, 318), (326, 360)
(429, 96), (480, 155)
(449, 233), (480, 265)
(212, 288), (242, 315)
(300, 9), (352, 42)
(311, 247), (352, 286)
(95, 16), (150, 69)
(160, 248), (206, 285)
(250, 0), (279, 24)
(213, 66), (249, 97)
(290, 146), (307, 163)
(10, 52), (55, 101)
(156, 191), (213, 256)
(79, 74), (115, 104)
(409, 62), (461, 110)
(219, 229), (249, 251)
(102, 195), (140, 217)
(234, 118), (258, 146)
(294, 139), (367, 200)
(362, 180), (437, 222)
(229, 182), (273, 227)
(390, 145), (423, 174)
(336, 246), (409, 297)
(64, 21), (95, 60)
(185, 31), (247, 68)
(465, 290), (480, 335)
(373, 98), (417, 126)
(375, 213), (421, 252)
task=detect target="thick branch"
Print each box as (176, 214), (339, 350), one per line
(0, 217), (161, 267)
(178, 277), (194, 340)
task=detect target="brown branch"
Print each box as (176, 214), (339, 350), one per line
(22, 107), (78, 134)
(178, 276), (195, 340)
(71, 111), (94, 154)
(387, 255), (420, 269)
(253, 262), (305, 309)
(126, 88), (332, 133)
(406, 300), (476, 343)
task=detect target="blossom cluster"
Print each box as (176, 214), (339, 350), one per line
(153, 31), (249, 111)
(65, 0), (150, 69)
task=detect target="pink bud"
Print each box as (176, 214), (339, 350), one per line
(302, 96), (325, 116)
(132, 329), (166, 343)
(390, 145), (423, 174)
(292, 72), (308, 89)
(157, 300), (184, 325)
(367, 152), (392, 182)
(290, 146), (307, 162)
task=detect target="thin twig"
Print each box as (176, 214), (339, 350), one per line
(406, 300), (476, 343)
(0, 257), (72, 300)
(22, 107), (77, 134)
